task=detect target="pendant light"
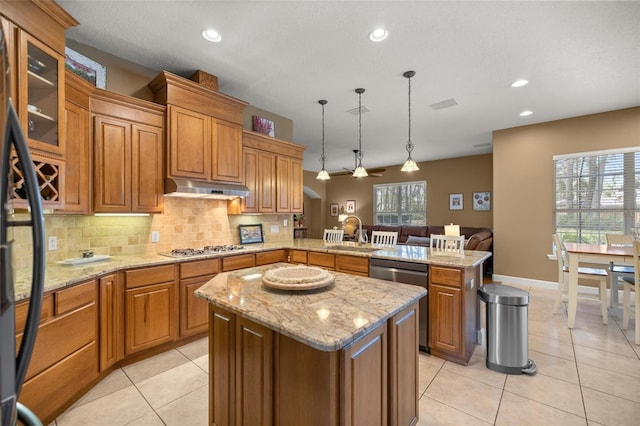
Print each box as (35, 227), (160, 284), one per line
(401, 70), (419, 172)
(316, 99), (330, 180)
(352, 88), (368, 178)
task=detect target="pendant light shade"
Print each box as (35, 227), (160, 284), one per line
(316, 99), (331, 180)
(353, 88), (368, 178)
(401, 70), (419, 172)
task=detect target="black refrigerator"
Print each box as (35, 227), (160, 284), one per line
(0, 22), (46, 426)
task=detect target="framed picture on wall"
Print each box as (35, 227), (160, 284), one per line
(346, 200), (356, 214)
(473, 191), (491, 211)
(330, 203), (339, 217)
(449, 193), (463, 210)
(238, 224), (264, 244)
(252, 115), (275, 137)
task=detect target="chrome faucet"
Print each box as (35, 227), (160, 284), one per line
(342, 215), (367, 244)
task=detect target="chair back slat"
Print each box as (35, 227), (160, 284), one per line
(323, 229), (344, 243)
(430, 234), (465, 256)
(371, 231), (398, 246)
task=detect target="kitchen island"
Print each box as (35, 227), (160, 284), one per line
(196, 263), (427, 426)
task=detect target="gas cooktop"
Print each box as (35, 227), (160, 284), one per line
(159, 245), (245, 258)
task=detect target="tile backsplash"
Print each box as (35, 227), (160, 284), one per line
(10, 198), (293, 269)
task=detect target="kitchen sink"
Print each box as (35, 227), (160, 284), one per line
(327, 245), (381, 253)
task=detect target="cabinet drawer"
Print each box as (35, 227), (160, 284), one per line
(222, 254), (255, 271)
(126, 264), (176, 289)
(180, 258), (220, 279)
(15, 293), (53, 333)
(289, 249), (308, 264)
(19, 341), (98, 424)
(255, 249), (287, 265)
(430, 267), (462, 287)
(336, 255), (369, 276)
(19, 302), (97, 381)
(308, 252), (335, 270)
(55, 280), (96, 315)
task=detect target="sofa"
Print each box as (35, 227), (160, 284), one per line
(358, 224), (493, 273)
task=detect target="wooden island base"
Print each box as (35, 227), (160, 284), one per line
(208, 302), (420, 426)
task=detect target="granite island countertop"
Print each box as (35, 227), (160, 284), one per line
(194, 263), (427, 351)
(14, 239), (490, 301)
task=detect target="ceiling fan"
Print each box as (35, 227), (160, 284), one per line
(330, 149), (386, 177)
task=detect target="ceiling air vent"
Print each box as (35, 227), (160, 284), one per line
(430, 98), (458, 110)
(346, 105), (371, 115)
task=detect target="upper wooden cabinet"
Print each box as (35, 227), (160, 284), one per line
(148, 71), (248, 184)
(91, 90), (165, 213)
(232, 130), (305, 214)
(60, 71), (93, 214)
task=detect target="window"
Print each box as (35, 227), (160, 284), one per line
(553, 147), (640, 243)
(374, 181), (426, 225)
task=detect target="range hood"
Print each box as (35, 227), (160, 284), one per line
(164, 177), (250, 200)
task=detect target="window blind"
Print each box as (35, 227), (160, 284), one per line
(373, 181), (426, 225)
(553, 147), (640, 243)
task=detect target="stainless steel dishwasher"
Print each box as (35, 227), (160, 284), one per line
(369, 258), (429, 352)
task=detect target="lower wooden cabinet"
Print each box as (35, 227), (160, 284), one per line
(308, 251), (335, 270)
(288, 249), (308, 264)
(336, 254), (369, 276)
(16, 280), (99, 423)
(99, 273), (123, 371)
(124, 265), (178, 355)
(428, 266), (478, 365)
(255, 249), (287, 265)
(209, 303), (418, 425)
(222, 253), (255, 271)
(179, 259), (219, 337)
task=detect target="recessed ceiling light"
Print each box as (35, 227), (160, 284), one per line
(511, 79), (529, 88)
(369, 28), (388, 42)
(520, 110), (533, 117)
(202, 29), (222, 43)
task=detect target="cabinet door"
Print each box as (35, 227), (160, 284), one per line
(341, 323), (387, 426)
(276, 156), (291, 212)
(212, 119), (243, 183)
(258, 151), (276, 212)
(209, 306), (235, 426)
(429, 283), (462, 355)
(18, 30), (65, 157)
(235, 316), (273, 426)
(241, 148), (259, 213)
(93, 115), (131, 212)
(131, 123), (163, 213)
(62, 98), (90, 213)
(180, 276), (211, 337)
(125, 282), (177, 355)
(168, 105), (211, 180)
(388, 303), (419, 426)
(289, 157), (304, 213)
(99, 273), (123, 371)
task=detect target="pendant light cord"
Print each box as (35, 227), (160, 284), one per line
(358, 89), (363, 166)
(321, 101), (326, 167)
(407, 73), (414, 156)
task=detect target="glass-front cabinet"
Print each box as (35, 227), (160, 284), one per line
(20, 32), (65, 157)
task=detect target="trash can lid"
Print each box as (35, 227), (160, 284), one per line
(478, 283), (529, 305)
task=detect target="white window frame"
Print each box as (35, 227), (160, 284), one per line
(373, 180), (426, 226)
(553, 147), (640, 244)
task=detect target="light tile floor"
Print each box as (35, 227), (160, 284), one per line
(53, 283), (639, 425)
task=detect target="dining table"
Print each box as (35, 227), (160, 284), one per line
(563, 242), (634, 328)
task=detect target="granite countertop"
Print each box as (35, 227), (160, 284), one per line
(195, 263), (427, 351)
(13, 239), (490, 301)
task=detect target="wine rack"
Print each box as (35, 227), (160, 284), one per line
(9, 153), (64, 207)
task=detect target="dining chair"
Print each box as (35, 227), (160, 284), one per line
(552, 234), (608, 323)
(371, 230), (398, 246)
(605, 233), (634, 317)
(430, 234), (465, 256)
(620, 239), (639, 345)
(323, 229), (344, 243)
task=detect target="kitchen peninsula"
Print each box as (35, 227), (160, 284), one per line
(195, 263), (427, 426)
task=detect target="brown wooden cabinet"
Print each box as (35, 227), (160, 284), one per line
(124, 264), (178, 355)
(308, 251), (335, 270)
(99, 273), (123, 371)
(276, 155), (303, 213)
(179, 258), (219, 337)
(255, 249), (287, 265)
(91, 91), (165, 213)
(16, 280), (98, 423)
(209, 302), (419, 425)
(221, 253), (255, 271)
(1, 2), (77, 209)
(336, 254), (369, 277)
(241, 147), (276, 213)
(61, 71), (93, 214)
(428, 265), (478, 365)
(288, 249), (308, 264)
(148, 71), (248, 184)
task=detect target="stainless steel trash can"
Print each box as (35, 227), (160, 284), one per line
(478, 284), (536, 375)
